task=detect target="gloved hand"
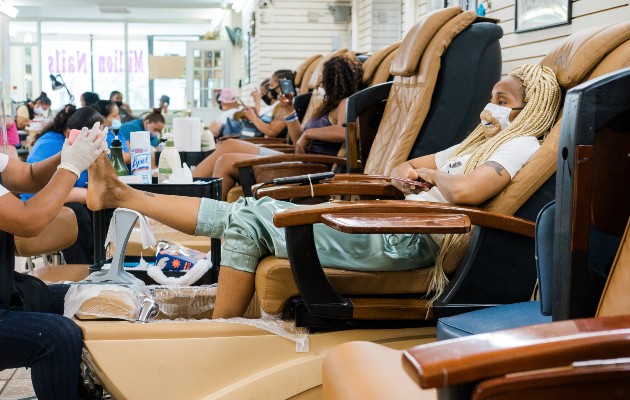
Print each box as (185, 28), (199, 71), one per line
(58, 122), (109, 178)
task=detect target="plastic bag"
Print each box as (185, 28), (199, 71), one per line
(64, 283), (148, 321)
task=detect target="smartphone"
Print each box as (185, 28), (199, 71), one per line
(279, 79), (296, 96)
(390, 176), (431, 188)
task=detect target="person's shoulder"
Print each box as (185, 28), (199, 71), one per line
(36, 131), (65, 144)
(501, 135), (540, 149)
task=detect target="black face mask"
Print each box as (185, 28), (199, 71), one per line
(261, 94), (273, 105)
(269, 89), (279, 100)
(114, 101), (123, 108)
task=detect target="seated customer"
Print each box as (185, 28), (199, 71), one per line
(95, 100), (129, 162)
(21, 105), (104, 264)
(110, 90), (134, 123)
(86, 64), (561, 319)
(192, 57), (364, 199)
(239, 69), (294, 139)
(118, 108), (165, 148)
(15, 92), (52, 130)
(210, 88), (242, 137)
(0, 124), (108, 400)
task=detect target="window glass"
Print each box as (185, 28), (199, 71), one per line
(9, 21), (39, 104)
(41, 22), (124, 109)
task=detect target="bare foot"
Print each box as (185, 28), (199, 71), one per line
(87, 154), (128, 211)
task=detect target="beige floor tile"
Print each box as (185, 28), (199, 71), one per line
(10, 370), (29, 380)
(0, 370), (13, 380)
(0, 378), (35, 398)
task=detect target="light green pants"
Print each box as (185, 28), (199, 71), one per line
(195, 197), (439, 274)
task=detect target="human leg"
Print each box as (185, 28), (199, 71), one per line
(0, 308), (82, 400)
(88, 154), (202, 234)
(213, 267), (256, 318)
(192, 139), (261, 178)
(61, 202), (93, 264)
(214, 152), (260, 200)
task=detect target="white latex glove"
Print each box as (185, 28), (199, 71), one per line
(58, 122), (109, 178)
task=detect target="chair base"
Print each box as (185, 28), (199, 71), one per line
(77, 320), (436, 400)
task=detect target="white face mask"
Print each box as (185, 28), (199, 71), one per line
(317, 86), (326, 97)
(34, 106), (46, 115)
(110, 118), (122, 129)
(480, 103), (513, 138)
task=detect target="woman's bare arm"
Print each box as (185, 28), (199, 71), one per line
(1, 153), (62, 193)
(0, 168), (77, 237)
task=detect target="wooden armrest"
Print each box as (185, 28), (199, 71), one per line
(241, 137), (286, 144)
(273, 200), (535, 238)
(14, 206), (78, 256)
(233, 154), (346, 168)
(321, 213), (471, 234)
(254, 180), (403, 200)
(402, 315), (630, 389)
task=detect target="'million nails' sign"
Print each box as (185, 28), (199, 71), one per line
(47, 49), (145, 75)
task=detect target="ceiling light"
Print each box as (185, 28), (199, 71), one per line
(99, 5), (131, 14)
(0, 1), (19, 19)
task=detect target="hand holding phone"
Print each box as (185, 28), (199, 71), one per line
(390, 176), (432, 189)
(279, 79), (296, 96)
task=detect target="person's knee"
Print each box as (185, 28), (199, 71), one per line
(215, 154), (239, 178)
(39, 315), (83, 353)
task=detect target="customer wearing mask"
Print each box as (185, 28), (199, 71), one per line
(94, 100), (130, 163)
(15, 92), (52, 130)
(85, 64), (561, 319)
(109, 90), (134, 123)
(192, 59), (360, 200)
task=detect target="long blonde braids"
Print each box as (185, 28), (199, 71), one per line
(426, 64), (561, 305)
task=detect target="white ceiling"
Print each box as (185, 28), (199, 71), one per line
(10, 0), (233, 22)
(11, 0), (227, 8)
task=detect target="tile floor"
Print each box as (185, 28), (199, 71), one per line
(0, 369), (36, 400)
(0, 257), (43, 399)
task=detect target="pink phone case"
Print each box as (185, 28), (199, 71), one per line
(390, 176), (431, 188)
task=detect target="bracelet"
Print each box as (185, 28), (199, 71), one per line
(285, 112), (298, 122)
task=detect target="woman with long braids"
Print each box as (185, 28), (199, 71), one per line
(192, 56), (365, 199)
(86, 64), (561, 319)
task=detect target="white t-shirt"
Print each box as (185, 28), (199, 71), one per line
(405, 136), (540, 246)
(218, 108), (240, 125)
(0, 152), (10, 198)
(405, 136), (541, 204)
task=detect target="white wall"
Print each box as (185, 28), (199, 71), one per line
(254, 0), (350, 80)
(488, 0), (630, 74)
(409, 0), (630, 75)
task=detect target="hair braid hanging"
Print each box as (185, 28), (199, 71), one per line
(425, 64), (561, 307)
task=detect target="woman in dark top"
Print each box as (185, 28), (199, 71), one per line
(0, 124), (108, 400)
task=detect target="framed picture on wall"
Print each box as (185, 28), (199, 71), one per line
(516, 0), (572, 33)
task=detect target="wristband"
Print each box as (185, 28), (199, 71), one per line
(285, 112), (298, 123)
(57, 163), (81, 179)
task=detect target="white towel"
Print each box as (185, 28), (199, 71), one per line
(105, 207), (157, 249)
